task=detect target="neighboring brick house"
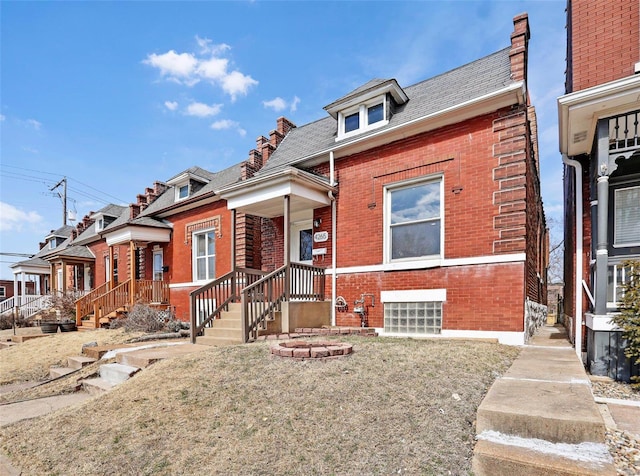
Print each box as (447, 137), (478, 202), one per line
(558, 0), (640, 380)
(216, 13), (548, 345)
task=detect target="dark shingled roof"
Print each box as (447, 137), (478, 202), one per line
(260, 47), (513, 174)
(72, 205), (128, 245)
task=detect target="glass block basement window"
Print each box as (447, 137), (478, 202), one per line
(384, 302), (442, 334)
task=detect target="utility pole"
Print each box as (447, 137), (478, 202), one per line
(50, 177), (67, 226)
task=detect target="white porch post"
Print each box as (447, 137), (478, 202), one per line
(284, 195), (291, 302)
(20, 272), (26, 303)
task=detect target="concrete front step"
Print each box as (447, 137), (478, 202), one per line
(68, 355), (97, 370)
(476, 378), (605, 444)
(99, 362), (140, 385)
(49, 367), (75, 379)
(0, 341), (19, 349)
(473, 436), (615, 476)
(204, 326), (243, 339)
(196, 335), (243, 346)
(115, 343), (209, 368)
(82, 377), (116, 396)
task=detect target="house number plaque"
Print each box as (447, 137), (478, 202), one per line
(313, 231), (328, 242)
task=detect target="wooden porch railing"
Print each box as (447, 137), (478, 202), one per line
(189, 268), (266, 343)
(135, 279), (169, 304)
(241, 262), (326, 343)
(75, 282), (109, 325)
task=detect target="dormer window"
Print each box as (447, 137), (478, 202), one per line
(166, 171), (209, 203)
(178, 184), (189, 200)
(96, 218), (105, 232)
(93, 213), (116, 232)
(337, 98), (388, 139)
(324, 78), (408, 142)
(49, 239), (56, 250)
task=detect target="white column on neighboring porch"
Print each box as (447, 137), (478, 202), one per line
(13, 274), (18, 304)
(20, 271), (26, 303)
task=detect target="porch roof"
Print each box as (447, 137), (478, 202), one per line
(217, 168), (335, 218)
(558, 74), (640, 157)
(10, 256), (50, 275)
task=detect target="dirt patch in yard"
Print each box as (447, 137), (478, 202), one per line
(0, 337), (518, 475)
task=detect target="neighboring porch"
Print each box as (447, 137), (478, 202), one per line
(191, 167), (336, 345)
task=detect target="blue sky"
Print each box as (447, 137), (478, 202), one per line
(0, 0), (566, 280)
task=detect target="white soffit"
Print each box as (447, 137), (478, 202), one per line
(558, 75), (640, 157)
(105, 226), (171, 246)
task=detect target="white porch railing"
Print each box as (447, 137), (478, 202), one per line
(0, 294), (53, 319)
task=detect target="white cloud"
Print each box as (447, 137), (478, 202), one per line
(143, 50), (198, 82)
(210, 119), (246, 136)
(144, 38), (258, 100)
(164, 101), (179, 111)
(22, 146), (38, 154)
(221, 71), (258, 101)
(263, 97), (287, 112)
(263, 96), (301, 113)
(26, 119), (41, 130)
(0, 202), (43, 232)
(186, 102), (222, 117)
(290, 96), (300, 113)
(0, 114), (5, 121)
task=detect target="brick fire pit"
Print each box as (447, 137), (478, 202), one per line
(270, 340), (353, 361)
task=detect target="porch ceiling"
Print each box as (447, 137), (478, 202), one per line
(558, 75), (640, 157)
(219, 168), (335, 218)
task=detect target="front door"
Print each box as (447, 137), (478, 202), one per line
(152, 249), (164, 302)
(290, 220), (313, 265)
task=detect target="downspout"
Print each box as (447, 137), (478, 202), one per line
(330, 151), (337, 326)
(563, 153), (583, 359)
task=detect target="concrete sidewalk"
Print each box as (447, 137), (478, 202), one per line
(473, 325), (617, 475)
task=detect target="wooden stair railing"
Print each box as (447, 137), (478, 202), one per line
(91, 279), (131, 328)
(75, 282), (110, 325)
(190, 268), (266, 344)
(241, 262), (326, 343)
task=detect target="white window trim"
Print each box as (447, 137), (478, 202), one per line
(175, 182), (190, 202)
(336, 95), (388, 140)
(381, 289), (447, 303)
(383, 174), (445, 264)
(613, 185), (640, 248)
(96, 217), (105, 232)
(192, 227), (216, 282)
(0, 286), (6, 298)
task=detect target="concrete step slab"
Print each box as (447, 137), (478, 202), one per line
(476, 378), (605, 444)
(82, 377), (115, 396)
(115, 344), (209, 368)
(504, 347), (587, 382)
(9, 334), (48, 343)
(99, 363), (140, 385)
(472, 436), (615, 476)
(0, 341), (19, 349)
(49, 367), (75, 379)
(67, 355), (97, 370)
(197, 335), (243, 346)
(204, 327), (243, 339)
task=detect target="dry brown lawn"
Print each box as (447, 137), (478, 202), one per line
(1, 336), (519, 475)
(0, 327), (142, 385)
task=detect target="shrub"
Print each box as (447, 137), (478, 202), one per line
(0, 312), (30, 330)
(116, 304), (167, 333)
(48, 291), (79, 321)
(611, 259), (640, 388)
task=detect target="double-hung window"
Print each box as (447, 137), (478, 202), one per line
(386, 177), (443, 261)
(614, 185), (640, 247)
(193, 229), (216, 281)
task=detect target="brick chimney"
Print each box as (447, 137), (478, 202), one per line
(510, 13), (530, 84)
(241, 117), (296, 180)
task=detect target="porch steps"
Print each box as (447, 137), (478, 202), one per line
(49, 355), (97, 379)
(472, 326), (615, 475)
(81, 363), (140, 395)
(196, 305), (244, 346)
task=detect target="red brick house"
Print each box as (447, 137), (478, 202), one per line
(559, 0), (640, 380)
(205, 13), (548, 345)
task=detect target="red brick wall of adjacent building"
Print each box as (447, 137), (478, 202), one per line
(164, 200), (233, 321)
(569, 0), (640, 92)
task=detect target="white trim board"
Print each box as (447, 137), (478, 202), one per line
(374, 328), (525, 346)
(327, 253), (525, 275)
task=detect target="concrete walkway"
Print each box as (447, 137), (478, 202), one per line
(473, 325), (617, 475)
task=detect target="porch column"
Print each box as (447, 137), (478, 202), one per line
(20, 271), (26, 301)
(35, 275), (41, 295)
(109, 246), (115, 290)
(61, 261), (68, 293)
(129, 241), (136, 306)
(13, 275), (18, 304)
(49, 264), (56, 295)
(284, 195), (291, 301)
(595, 119), (610, 316)
(231, 209), (236, 270)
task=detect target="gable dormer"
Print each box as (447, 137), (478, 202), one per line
(91, 211), (118, 232)
(324, 78), (408, 141)
(166, 171), (209, 202)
